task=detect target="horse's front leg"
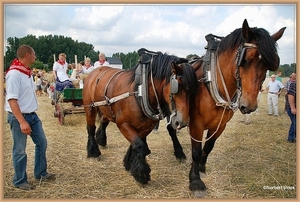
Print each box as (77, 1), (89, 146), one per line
(95, 115), (109, 147)
(167, 124), (186, 160)
(188, 123), (206, 195)
(120, 124), (151, 184)
(200, 126), (225, 173)
(189, 140), (206, 191)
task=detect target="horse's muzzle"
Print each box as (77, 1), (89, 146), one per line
(239, 105), (257, 114)
(167, 112), (188, 130)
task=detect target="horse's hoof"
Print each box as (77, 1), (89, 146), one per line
(189, 179), (206, 192)
(200, 171), (207, 178)
(87, 151), (101, 158)
(192, 190), (208, 198)
(174, 151), (186, 160)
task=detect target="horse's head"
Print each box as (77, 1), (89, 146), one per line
(219, 19), (286, 114)
(164, 60), (198, 130)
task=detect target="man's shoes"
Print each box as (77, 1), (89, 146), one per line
(36, 173), (56, 181)
(16, 183), (35, 190)
(287, 139), (296, 143)
(51, 100), (56, 105)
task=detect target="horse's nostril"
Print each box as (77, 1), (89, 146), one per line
(240, 106), (248, 114)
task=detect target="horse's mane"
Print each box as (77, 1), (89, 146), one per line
(218, 28), (279, 70)
(128, 52), (198, 98)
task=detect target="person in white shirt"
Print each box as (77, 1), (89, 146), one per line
(94, 53), (109, 68)
(266, 74), (285, 116)
(78, 57), (94, 74)
(5, 45), (55, 190)
(52, 53), (74, 104)
(52, 53), (70, 82)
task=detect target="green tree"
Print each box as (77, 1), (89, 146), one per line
(30, 60), (45, 70)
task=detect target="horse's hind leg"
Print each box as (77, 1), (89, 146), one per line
(123, 145), (133, 171)
(142, 137), (151, 155)
(167, 122), (186, 160)
(95, 115), (109, 147)
(86, 107), (101, 158)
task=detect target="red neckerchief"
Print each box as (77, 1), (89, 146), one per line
(99, 59), (105, 65)
(85, 65), (91, 69)
(6, 58), (32, 78)
(57, 60), (65, 65)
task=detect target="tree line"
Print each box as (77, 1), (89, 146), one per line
(4, 34), (296, 76)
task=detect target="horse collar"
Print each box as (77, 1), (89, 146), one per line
(134, 61), (164, 120)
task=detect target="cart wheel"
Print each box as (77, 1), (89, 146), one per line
(55, 102), (65, 125)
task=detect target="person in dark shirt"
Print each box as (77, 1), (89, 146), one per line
(286, 81), (296, 143)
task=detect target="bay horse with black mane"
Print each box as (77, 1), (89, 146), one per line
(82, 48), (198, 185)
(171, 19), (285, 196)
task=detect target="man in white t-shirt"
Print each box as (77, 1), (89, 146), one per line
(266, 74), (285, 116)
(5, 45), (55, 190)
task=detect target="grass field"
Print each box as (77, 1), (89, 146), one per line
(3, 78), (296, 199)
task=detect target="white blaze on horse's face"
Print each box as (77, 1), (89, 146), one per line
(166, 63), (190, 130)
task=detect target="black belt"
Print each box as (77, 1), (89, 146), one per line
(8, 111), (35, 115)
(269, 92), (277, 94)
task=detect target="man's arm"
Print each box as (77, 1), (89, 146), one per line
(288, 94), (296, 114)
(8, 99), (32, 135)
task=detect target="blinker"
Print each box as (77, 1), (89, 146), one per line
(170, 74), (179, 94)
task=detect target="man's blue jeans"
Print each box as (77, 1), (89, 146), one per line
(7, 112), (48, 187)
(287, 108), (296, 141)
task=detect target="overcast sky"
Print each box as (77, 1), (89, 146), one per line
(4, 4), (296, 65)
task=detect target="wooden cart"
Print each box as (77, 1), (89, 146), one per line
(53, 88), (85, 125)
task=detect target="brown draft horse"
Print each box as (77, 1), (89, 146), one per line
(183, 19), (286, 196)
(82, 49), (198, 185)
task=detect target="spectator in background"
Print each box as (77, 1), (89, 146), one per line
(94, 53), (109, 68)
(266, 74), (284, 116)
(286, 79), (296, 143)
(276, 70), (282, 82)
(36, 74), (43, 96)
(52, 53), (74, 104)
(284, 73), (296, 113)
(78, 57), (95, 74)
(284, 73), (296, 92)
(67, 63), (74, 77)
(53, 53), (70, 82)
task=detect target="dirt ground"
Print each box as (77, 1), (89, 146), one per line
(2, 80), (296, 199)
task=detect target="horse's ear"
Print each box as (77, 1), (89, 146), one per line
(272, 27), (286, 42)
(242, 19), (254, 42)
(176, 58), (188, 64)
(171, 62), (182, 75)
